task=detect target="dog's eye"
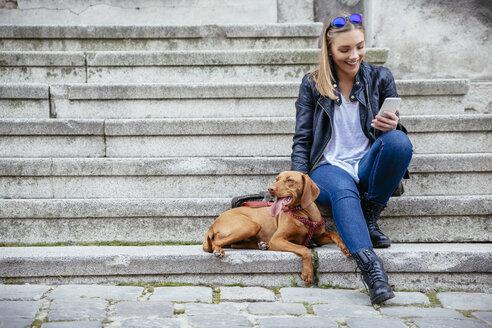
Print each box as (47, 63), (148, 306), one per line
(286, 179), (295, 183)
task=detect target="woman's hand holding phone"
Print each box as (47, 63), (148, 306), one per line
(371, 109), (399, 132)
(372, 97), (401, 132)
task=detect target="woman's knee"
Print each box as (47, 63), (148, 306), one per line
(381, 130), (413, 157)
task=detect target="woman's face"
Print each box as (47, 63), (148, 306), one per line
(329, 29), (366, 80)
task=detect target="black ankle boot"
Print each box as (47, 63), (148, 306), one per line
(361, 196), (391, 248)
(353, 248), (394, 305)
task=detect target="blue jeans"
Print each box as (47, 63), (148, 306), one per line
(310, 130), (413, 254)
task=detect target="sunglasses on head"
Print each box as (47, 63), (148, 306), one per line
(329, 13), (363, 29)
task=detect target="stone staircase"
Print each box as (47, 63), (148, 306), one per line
(0, 18), (491, 292)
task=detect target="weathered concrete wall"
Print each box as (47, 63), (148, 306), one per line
(0, 0), (279, 25)
(314, 0), (492, 81)
(314, 0), (364, 24)
(370, 0), (491, 80)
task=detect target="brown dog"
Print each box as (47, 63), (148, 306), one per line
(203, 171), (350, 285)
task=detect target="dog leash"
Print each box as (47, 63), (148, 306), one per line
(284, 207), (325, 246)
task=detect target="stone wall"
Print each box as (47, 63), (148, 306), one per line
(314, 0), (492, 80)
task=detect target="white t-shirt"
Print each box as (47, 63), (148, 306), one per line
(319, 94), (371, 183)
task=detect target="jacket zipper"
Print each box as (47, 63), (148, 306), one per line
(309, 100), (334, 174)
(365, 83), (376, 138)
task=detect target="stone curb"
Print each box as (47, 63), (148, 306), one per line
(0, 244), (490, 278)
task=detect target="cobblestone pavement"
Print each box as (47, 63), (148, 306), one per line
(1, 284), (491, 328)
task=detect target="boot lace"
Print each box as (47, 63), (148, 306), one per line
(354, 256), (386, 292)
(366, 214), (384, 235)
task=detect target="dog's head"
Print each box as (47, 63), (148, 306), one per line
(268, 171), (320, 216)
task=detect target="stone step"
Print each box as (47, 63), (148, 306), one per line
(0, 80), (470, 118)
(0, 115), (490, 157)
(0, 23), (323, 51)
(0, 49), (388, 83)
(1, 244), (490, 292)
(0, 195), (490, 244)
(0, 154), (491, 199)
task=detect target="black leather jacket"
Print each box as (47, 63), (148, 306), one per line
(291, 61), (409, 178)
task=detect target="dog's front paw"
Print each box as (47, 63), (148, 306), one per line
(302, 271), (313, 285)
(258, 241), (269, 250)
(213, 249), (225, 258)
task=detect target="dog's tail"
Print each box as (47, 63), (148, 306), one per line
(202, 226), (214, 253)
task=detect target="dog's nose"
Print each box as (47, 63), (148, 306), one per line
(268, 186), (276, 195)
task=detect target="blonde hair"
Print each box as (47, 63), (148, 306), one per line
(309, 13), (366, 100)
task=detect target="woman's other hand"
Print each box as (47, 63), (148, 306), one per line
(371, 109), (399, 132)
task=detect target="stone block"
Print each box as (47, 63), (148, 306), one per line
(437, 292), (492, 311)
(114, 301), (174, 318)
(150, 286), (212, 303)
(0, 318), (33, 328)
(257, 316), (337, 328)
(48, 299), (107, 321)
(48, 285), (143, 301)
(0, 83), (48, 99)
(347, 318), (408, 328)
(0, 300), (42, 318)
(0, 99), (50, 118)
(472, 312), (492, 325)
(313, 304), (380, 318)
(411, 317), (489, 328)
(184, 303), (240, 316)
(280, 288), (371, 305)
(0, 119), (104, 135)
(0, 67), (86, 83)
(0, 284), (51, 301)
(121, 318), (180, 328)
(0, 51), (85, 66)
(379, 306), (463, 318)
(384, 292), (430, 306)
(0, 136), (105, 157)
(186, 314), (251, 327)
(42, 322), (102, 328)
(220, 287), (275, 302)
(247, 302), (306, 315)
(463, 82), (492, 114)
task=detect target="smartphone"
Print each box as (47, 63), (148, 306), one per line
(378, 97), (401, 117)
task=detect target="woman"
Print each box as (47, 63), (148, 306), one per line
(291, 13), (413, 304)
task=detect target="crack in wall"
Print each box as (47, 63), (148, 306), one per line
(14, 3), (252, 16)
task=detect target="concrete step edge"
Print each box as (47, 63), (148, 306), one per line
(0, 48), (388, 66)
(0, 23), (324, 39)
(0, 154), (490, 176)
(1, 79), (471, 99)
(0, 115), (489, 135)
(0, 195), (490, 218)
(1, 244), (490, 278)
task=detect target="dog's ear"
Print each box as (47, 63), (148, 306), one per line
(301, 174), (320, 209)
